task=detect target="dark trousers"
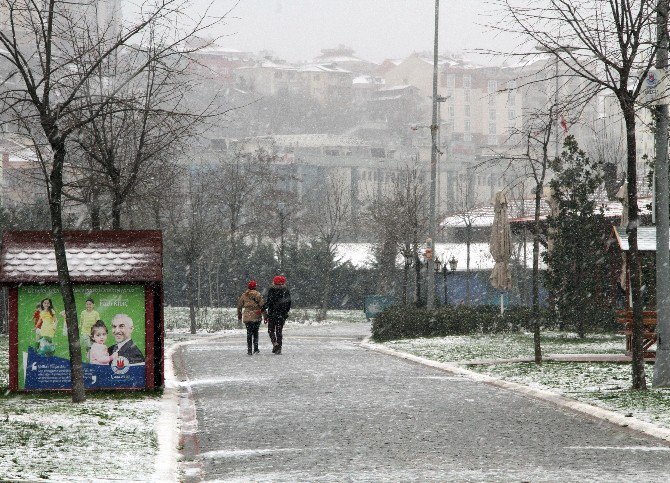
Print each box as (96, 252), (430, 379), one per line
(246, 322), (260, 351)
(268, 318), (286, 347)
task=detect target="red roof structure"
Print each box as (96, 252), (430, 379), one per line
(0, 231), (163, 283)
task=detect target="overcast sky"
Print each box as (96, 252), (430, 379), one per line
(201, 0), (520, 64)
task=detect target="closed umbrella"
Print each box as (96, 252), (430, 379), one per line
(490, 191), (513, 300)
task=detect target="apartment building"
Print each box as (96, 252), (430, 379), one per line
(234, 61), (353, 105)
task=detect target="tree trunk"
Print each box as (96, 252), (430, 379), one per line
(403, 253), (411, 305)
(187, 259), (197, 334)
(49, 142), (86, 402)
(414, 250), (422, 307)
(111, 195), (122, 230)
(466, 225), (471, 305)
(622, 100), (647, 390)
(89, 189), (101, 230)
(532, 181), (543, 363)
(318, 257), (332, 321)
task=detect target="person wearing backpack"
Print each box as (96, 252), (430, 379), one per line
(237, 280), (265, 355)
(263, 276), (292, 355)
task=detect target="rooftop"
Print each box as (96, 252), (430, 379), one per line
(0, 231), (163, 283)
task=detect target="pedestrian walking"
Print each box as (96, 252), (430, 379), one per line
(263, 275), (292, 355)
(237, 280), (264, 355)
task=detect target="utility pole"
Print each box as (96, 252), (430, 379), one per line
(427, 0), (440, 310)
(654, 0), (670, 386)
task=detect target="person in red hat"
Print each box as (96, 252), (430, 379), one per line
(262, 275), (292, 354)
(237, 280), (265, 355)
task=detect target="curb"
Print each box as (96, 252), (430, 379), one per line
(360, 337), (670, 444)
(152, 341), (181, 482)
(154, 334), (228, 482)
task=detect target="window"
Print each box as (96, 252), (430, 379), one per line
(371, 148), (386, 158)
(464, 120), (471, 132)
(488, 80), (497, 93)
(446, 74), (456, 88)
(448, 105), (455, 118)
(464, 105), (470, 117)
(464, 133), (472, 142)
(463, 75), (471, 89)
(507, 80), (517, 104)
(464, 90), (470, 102)
(508, 109), (516, 121)
(489, 122), (497, 135)
(274, 71), (282, 78)
(489, 109), (496, 121)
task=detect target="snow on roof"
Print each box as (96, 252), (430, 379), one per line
(352, 75), (385, 85)
(299, 63), (351, 74)
(335, 242), (545, 270)
(236, 61), (298, 71)
(442, 196), (652, 228)
(379, 85), (415, 92)
(257, 134), (369, 148)
(613, 226), (669, 252)
(0, 231), (163, 283)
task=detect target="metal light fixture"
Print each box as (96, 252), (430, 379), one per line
(448, 255), (458, 272)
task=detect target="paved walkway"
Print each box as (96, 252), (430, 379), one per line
(174, 323), (670, 482)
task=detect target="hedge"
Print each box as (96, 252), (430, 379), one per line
(371, 304), (617, 342)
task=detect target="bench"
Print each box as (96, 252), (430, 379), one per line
(615, 309), (657, 357)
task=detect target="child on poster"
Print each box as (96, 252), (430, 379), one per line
(37, 298), (57, 356)
(89, 320), (118, 365)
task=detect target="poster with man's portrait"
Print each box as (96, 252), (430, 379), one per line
(17, 284), (146, 390)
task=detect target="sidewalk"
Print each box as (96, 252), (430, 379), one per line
(361, 337), (670, 445)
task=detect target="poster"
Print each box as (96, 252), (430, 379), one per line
(17, 284), (146, 390)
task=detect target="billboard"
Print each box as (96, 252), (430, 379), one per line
(17, 284), (146, 390)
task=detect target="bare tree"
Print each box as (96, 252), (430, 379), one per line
(162, 166), (219, 333)
(0, 0), (219, 401)
(65, 34), (220, 229)
(494, 0), (660, 388)
(304, 178), (350, 320)
(394, 166), (429, 305)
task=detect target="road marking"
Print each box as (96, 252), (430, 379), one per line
(566, 446), (670, 451)
(199, 447), (308, 459)
(178, 376), (270, 387)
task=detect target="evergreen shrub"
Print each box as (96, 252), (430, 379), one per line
(371, 304), (548, 342)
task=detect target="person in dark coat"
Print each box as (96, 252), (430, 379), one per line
(263, 276), (292, 354)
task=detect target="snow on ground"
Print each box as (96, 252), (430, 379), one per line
(0, 309), (366, 481)
(165, 306), (366, 333)
(385, 332), (670, 430)
(385, 332), (624, 363)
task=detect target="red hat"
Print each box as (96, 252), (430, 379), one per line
(247, 280), (257, 290)
(273, 276), (286, 285)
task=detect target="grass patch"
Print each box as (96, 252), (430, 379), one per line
(385, 331), (624, 362)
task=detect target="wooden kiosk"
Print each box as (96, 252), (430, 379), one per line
(0, 231), (164, 391)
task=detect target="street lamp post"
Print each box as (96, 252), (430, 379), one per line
(446, 255), (457, 305)
(654, 0), (670, 386)
(434, 257), (442, 306)
(427, 0), (440, 310)
(278, 202), (286, 273)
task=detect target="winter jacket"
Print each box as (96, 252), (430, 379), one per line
(263, 284), (292, 320)
(237, 289), (265, 323)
